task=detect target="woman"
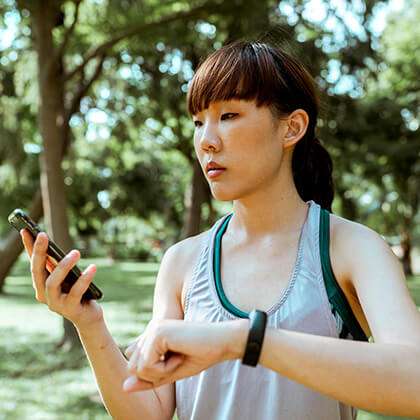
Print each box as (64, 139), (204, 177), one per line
(21, 41), (420, 420)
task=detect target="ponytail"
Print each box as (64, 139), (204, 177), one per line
(292, 135), (334, 212)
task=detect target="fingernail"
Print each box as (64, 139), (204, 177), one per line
(123, 376), (138, 391)
(68, 250), (79, 259)
(36, 233), (47, 245)
(83, 264), (96, 275)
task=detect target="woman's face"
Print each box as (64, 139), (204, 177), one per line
(192, 99), (288, 201)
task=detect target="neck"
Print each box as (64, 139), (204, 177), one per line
(228, 162), (309, 243)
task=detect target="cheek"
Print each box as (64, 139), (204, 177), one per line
(193, 135), (204, 163)
(228, 126), (280, 173)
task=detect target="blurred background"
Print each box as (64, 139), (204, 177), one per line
(0, 0), (419, 418)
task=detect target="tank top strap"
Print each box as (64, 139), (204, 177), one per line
(182, 214), (231, 317)
(281, 199), (322, 280)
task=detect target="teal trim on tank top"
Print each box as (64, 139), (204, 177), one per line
(319, 207), (369, 342)
(213, 207), (369, 341)
(213, 213), (249, 318)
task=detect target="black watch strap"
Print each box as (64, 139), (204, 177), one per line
(242, 309), (267, 367)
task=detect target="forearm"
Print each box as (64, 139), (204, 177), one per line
(230, 321), (420, 417)
(76, 319), (169, 420)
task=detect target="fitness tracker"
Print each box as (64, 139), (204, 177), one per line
(241, 309), (268, 367)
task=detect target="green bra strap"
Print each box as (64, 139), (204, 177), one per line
(319, 207), (369, 342)
(214, 213), (249, 318)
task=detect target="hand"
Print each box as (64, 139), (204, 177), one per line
(122, 318), (248, 392)
(20, 229), (104, 332)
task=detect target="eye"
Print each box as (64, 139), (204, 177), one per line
(193, 120), (202, 128)
(221, 113), (237, 120)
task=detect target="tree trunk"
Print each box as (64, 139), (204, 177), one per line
(400, 228), (413, 277)
(181, 159), (210, 239)
(32, 2), (81, 350)
(0, 189), (43, 293)
(204, 189), (217, 227)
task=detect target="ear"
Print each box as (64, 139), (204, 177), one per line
(283, 109), (309, 149)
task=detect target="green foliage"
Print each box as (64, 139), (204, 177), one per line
(1, 0), (419, 259)
(349, 0), (420, 242)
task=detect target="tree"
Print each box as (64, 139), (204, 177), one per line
(358, 0), (420, 274)
(7, 0), (235, 349)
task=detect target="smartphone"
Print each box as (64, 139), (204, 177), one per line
(8, 208), (103, 301)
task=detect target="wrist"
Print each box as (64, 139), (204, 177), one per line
(224, 319), (249, 360)
(75, 316), (106, 336)
(241, 309), (267, 367)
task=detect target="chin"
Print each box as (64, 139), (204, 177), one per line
(209, 184), (247, 202)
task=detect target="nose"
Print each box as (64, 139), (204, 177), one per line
(198, 122), (221, 152)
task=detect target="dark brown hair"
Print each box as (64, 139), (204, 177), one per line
(187, 40), (334, 212)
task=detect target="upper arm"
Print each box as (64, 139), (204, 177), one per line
(149, 235), (201, 419)
(152, 242), (186, 321)
(335, 220), (420, 349)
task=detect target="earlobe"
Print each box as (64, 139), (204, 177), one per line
(283, 135), (301, 149)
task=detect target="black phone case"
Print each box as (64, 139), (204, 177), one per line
(8, 209), (103, 301)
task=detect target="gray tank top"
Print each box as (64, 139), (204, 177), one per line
(176, 200), (357, 420)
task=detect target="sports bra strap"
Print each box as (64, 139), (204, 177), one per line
(319, 207), (369, 342)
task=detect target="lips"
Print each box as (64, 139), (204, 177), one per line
(207, 168), (225, 179)
(206, 161), (226, 172)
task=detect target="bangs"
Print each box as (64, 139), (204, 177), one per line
(187, 42), (293, 116)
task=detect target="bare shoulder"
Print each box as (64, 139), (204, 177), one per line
(329, 212), (389, 293)
(330, 214), (399, 337)
(169, 230), (208, 271)
(155, 230), (209, 318)
(330, 211), (384, 240)
(329, 212), (420, 347)
(330, 212), (391, 270)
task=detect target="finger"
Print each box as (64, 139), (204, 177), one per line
(20, 229), (34, 259)
(45, 255), (59, 273)
(125, 334), (145, 359)
(65, 264), (97, 305)
(124, 342), (137, 359)
(132, 349), (183, 384)
(20, 229), (43, 294)
(127, 333), (147, 366)
(162, 353), (184, 374)
(146, 357), (190, 390)
(123, 353), (185, 392)
(125, 355), (185, 392)
(122, 375), (154, 393)
(22, 230), (56, 272)
(31, 232), (49, 301)
(31, 232), (49, 276)
(45, 249), (80, 303)
(140, 354), (184, 383)
(127, 345), (142, 374)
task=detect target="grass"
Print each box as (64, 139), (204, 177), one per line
(0, 257), (419, 420)
(0, 257), (156, 420)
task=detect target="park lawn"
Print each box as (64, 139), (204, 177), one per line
(0, 257), (419, 420)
